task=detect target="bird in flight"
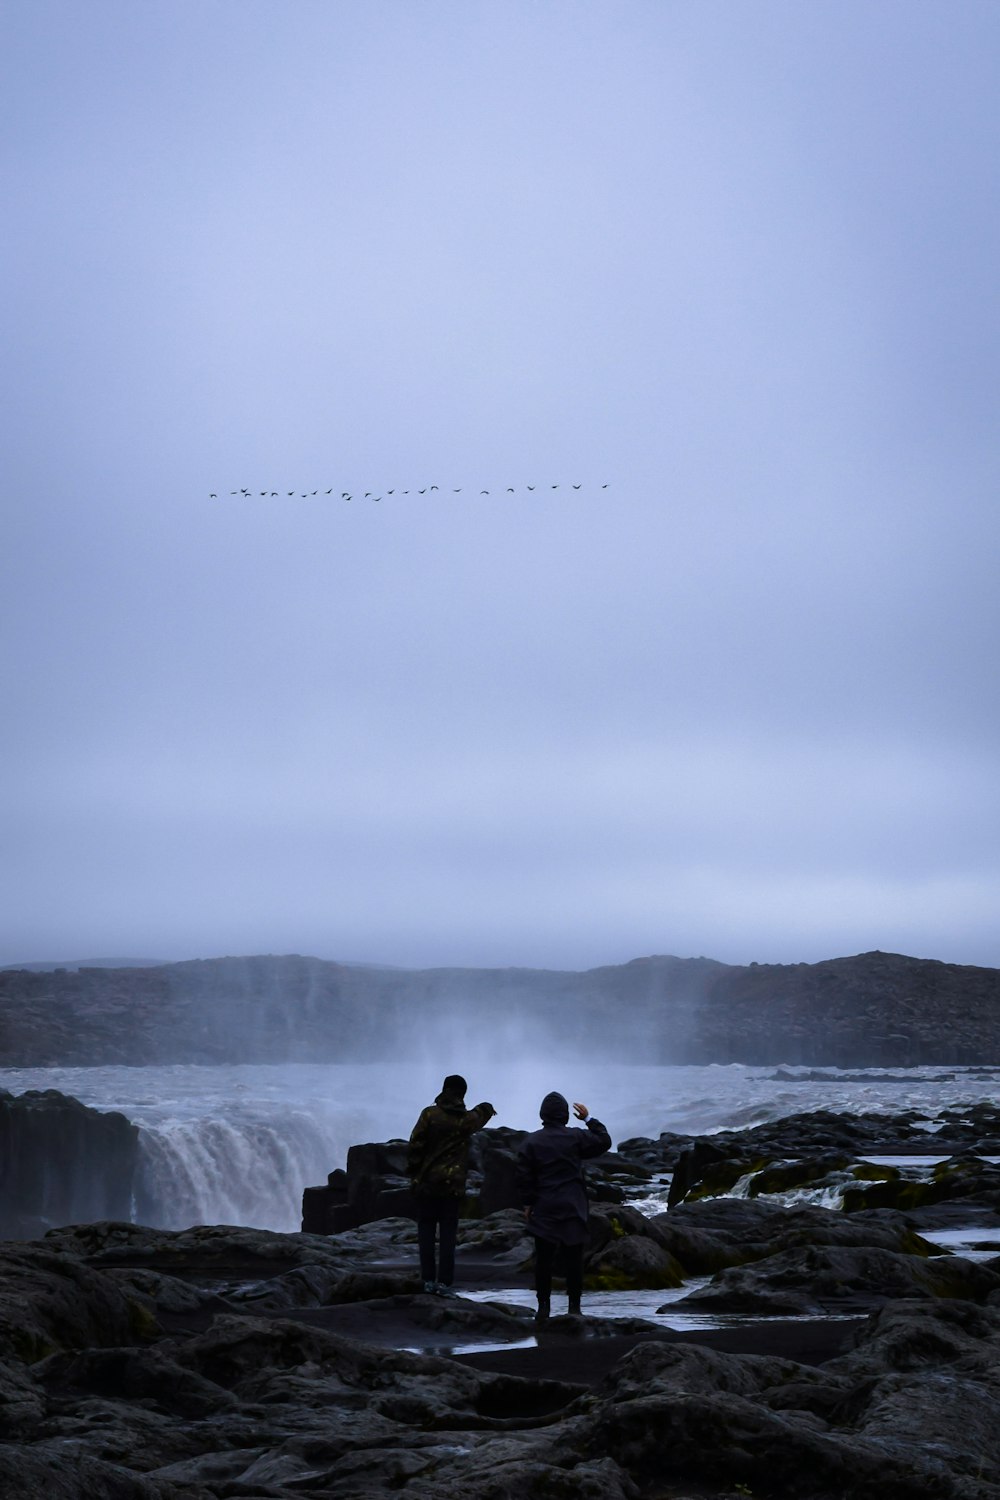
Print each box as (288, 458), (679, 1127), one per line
(213, 479), (610, 504)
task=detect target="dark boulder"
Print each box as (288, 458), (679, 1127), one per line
(677, 1244), (1000, 1316)
(0, 1089), (138, 1239)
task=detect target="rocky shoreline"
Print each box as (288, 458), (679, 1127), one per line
(4, 1105), (1000, 1496)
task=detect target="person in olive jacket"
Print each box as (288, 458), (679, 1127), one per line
(516, 1091), (612, 1321)
(407, 1074), (495, 1295)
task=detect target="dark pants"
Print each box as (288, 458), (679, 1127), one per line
(416, 1195), (460, 1285)
(533, 1236), (584, 1303)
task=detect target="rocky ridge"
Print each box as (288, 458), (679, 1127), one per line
(1, 948), (998, 1067)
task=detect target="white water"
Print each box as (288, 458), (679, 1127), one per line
(2, 1060), (998, 1232)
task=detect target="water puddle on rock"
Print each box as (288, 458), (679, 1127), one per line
(401, 1281), (864, 1354)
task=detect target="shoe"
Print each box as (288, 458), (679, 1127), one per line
(567, 1298), (582, 1316)
(535, 1297), (551, 1325)
(435, 1283), (461, 1298)
(422, 1281), (437, 1294)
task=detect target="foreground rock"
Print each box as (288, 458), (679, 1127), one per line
(4, 1193), (1000, 1498)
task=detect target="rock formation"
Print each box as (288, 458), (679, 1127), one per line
(4, 1186), (1000, 1496)
(0, 1089), (138, 1240)
(2, 947), (998, 1067)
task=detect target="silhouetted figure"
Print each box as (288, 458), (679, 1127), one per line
(407, 1075), (495, 1296)
(516, 1093), (611, 1322)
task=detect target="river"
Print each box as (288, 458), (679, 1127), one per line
(2, 1060), (998, 1232)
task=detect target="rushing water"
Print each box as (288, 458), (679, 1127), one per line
(3, 1060), (999, 1232)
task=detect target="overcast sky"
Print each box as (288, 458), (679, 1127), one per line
(2, 1), (998, 972)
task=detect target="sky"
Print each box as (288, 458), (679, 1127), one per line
(2, 1), (998, 973)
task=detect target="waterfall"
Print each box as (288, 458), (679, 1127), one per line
(133, 1109), (341, 1231)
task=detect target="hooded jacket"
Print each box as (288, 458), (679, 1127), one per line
(515, 1092), (612, 1245)
(407, 1087), (496, 1198)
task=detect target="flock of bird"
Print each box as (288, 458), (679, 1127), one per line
(209, 483), (609, 501)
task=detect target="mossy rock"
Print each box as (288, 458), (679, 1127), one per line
(747, 1154), (851, 1198)
(851, 1162), (901, 1183)
(590, 1234), (685, 1290)
(842, 1179), (937, 1213)
(685, 1157), (768, 1201)
(931, 1157), (985, 1183)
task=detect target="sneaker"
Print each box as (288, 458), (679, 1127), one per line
(435, 1283), (462, 1298)
(422, 1281), (438, 1294)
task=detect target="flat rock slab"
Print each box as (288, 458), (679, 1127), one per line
(455, 1316), (861, 1385)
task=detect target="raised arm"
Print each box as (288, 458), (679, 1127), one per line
(462, 1101), (496, 1134)
(579, 1115), (612, 1158)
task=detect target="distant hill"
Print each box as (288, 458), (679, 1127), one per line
(0, 950), (997, 1068)
(0, 958), (167, 973)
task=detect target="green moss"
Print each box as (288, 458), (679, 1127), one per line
(932, 1159), (982, 1183)
(584, 1267), (683, 1292)
(851, 1162), (900, 1182)
(842, 1179), (937, 1213)
(9, 1327), (58, 1364)
(686, 1157), (768, 1201)
(127, 1297), (162, 1342)
(748, 1155), (851, 1198)
(899, 1228), (938, 1258)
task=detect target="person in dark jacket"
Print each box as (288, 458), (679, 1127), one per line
(516, 1091), (612, 1321)
(407, 1074), (495, 1295)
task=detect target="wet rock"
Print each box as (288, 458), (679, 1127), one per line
(844, 1154), (1000, 1213)
(0, 1242), (157, 1364)
(665, 1106), (1000, 1210)
(678, 1244), (1000, 1316)
(11, 1200), (1000, 1499)
(0, 1089), (138, 1240)
(0, 1356), (46, 1439)
(0, 1445), (211, 1500)
(646, 1196), (938, 1278)
(229, 1264), (420, 1311)
(589, 1233), (684, 1290)
(582, 1387), (968, 1500)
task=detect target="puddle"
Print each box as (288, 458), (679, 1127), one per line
(860, 1155), (1000, 1169)
(399, 1281), (865, 1353)
(921, 1227), (1000, 1260)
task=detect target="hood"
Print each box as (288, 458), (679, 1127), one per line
(435, 1089), (467, 1114)
(539, 1091), (570, 1124)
